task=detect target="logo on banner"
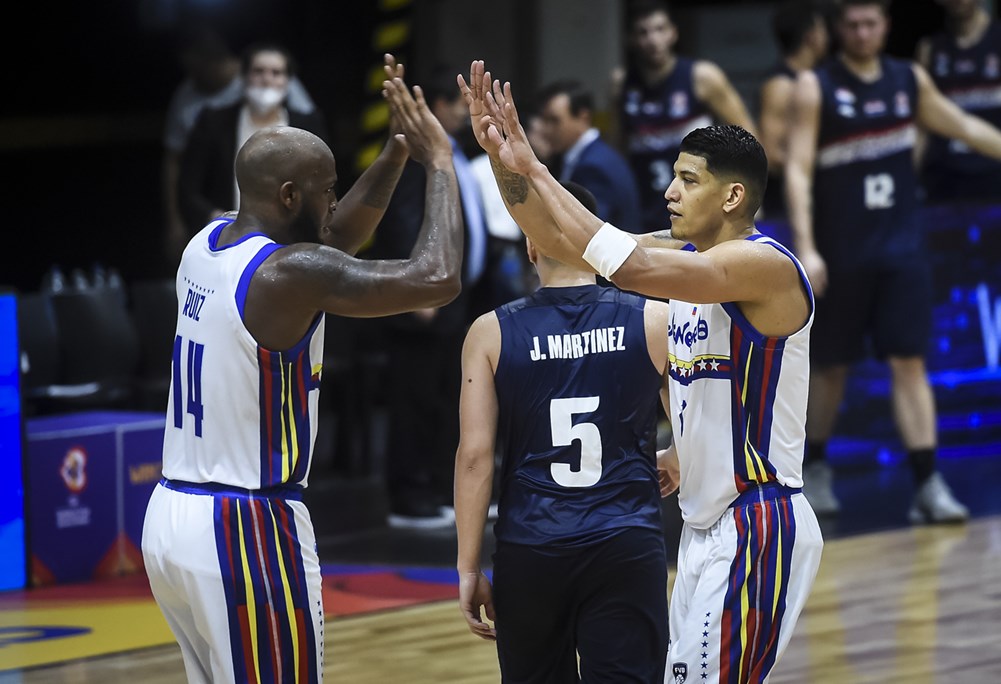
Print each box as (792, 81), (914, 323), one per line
(977, 283), (1001, 370)
(60, 447), (87, 493)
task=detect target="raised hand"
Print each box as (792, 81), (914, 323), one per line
(485, 81), (541, 176)
(383, 53), (408, 148)
(458, 60), (501, 157)
(382, 76), (452, 168)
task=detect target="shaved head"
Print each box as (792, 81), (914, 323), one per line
(235, 126), (334, 198)
(234, 126), (338, 244)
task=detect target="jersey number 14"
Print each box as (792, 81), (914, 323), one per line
(172, 335), (204, 437)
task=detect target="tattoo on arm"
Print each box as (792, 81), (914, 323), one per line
(651, 230), (675, 242)
(490, 157), (528, 205)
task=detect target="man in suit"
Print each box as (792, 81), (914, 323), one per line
(363, 67), (490, 528)
(535, 80), (644, 234)
(177, 41), (328, 240)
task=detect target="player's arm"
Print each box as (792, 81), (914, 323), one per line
(325, 55), (411, 256)
(912, 38), (933, 169)
(694, 60), (759, 138)
(607, 66), (627, 152)
(633, 229), (688, 250)
(459, 61), (594, 271)
(246, 79), (463, 350)
(757, 75), (795, 172)
(454, 312), (500, 641)
(657, 375), (679, 498)
(913, 62), (1001, 160)
(783, 69), (827, 294)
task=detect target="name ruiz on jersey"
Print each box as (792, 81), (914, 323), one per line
(528, 326), (626, 361)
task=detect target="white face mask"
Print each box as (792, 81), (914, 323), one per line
(245, 86), (286, 114)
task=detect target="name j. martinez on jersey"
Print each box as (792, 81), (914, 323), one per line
(529, 326), (627, 361)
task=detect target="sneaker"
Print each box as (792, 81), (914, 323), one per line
(802, 461), (840, 515)
(908, 472), (970, 524)
(387, 498), (456, 530)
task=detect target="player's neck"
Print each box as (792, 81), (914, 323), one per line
(785, 46), (817, 73)
(950, 8), (991, 48)
(641, 54), (677, 85)
(539, 271), (596, 288)
(838, 52), (882, 82)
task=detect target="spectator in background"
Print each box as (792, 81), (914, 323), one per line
(534, 79), (643, 234)
(757, 0), (830, 226)
(364, 66), (490, 529)
(177, 41), (328, 242)
(783, 0), (1001, 522)
(916, 0), (1001, 204)
(162, 24), (316, 266)
(609, 0), (757, 233)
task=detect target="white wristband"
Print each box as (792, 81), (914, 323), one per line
(582, 222), (637, 280)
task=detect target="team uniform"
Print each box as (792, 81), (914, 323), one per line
(810, 55), (930, 366)
(664, 235), (823, 684)
(618, 58), (713, 233)
(921, 20), (1001, 202)
(491, 285), (667, 684)
(142, 217), (325, 683)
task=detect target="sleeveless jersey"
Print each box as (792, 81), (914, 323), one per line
(493, 285), (663, 547)
(619, 57), (713, 232)
(924, 21), (1001, 177)
(161, 218), (325, 490)
(666, 235), (813, 529)
(813, 56), (921, 263)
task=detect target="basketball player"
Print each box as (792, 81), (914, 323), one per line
(141, 60), (464, 683)
(915, 0), (1001, 203)
(784, 0), (1001, 521)
(459, 61), (824, 684)
(609, 0), (757, 233)
(455, 181), (671, 682)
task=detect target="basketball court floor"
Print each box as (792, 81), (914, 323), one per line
(2, 450), (999, 683)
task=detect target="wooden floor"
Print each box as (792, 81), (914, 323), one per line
(11, 514), (1001, 683)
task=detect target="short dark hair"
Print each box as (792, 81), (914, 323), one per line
(679, 125), (768, 216)
(536, 80), (594, 117)
(835, 0), (890, 18)
(561, 181), (598, 215)
(240, 42), (296, 78)
(772, 1), (825, 56)
(628, 0), (673, 28)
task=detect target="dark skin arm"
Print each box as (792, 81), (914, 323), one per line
(246, 79), (463, 351)
(324, 54), (411, 255)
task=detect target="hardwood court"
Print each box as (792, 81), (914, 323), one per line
(11, 514), (1001, 683)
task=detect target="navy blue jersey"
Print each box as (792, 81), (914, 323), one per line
(492, 285), (663, 547)
(813, 56), (921, 263)
(924, 22), (1001, 179)
(618, 58), (713, 233)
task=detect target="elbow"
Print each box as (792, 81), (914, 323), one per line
(425, 269), (462, 308)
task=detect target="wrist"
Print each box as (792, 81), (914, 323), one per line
(424, 154), (455, 171)
(526, 160), (549, 181)
(385, 134), (409, 162)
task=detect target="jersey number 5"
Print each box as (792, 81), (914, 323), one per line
(550, 396), (602, 487)
(172, 335), (205, 437)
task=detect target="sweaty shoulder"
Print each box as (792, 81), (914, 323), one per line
(465, 310), (501, 367)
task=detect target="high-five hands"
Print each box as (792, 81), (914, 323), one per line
(457, 60), (540, 176)
(382, 64), (452, 167)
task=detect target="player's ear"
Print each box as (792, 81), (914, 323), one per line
(721, 182), (745, 216)
(279, 181), (297, 209)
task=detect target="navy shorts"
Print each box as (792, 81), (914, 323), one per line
(492, 526), (668, 684)
(811, 254), (933, 367)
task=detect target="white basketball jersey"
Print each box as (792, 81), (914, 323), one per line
(161, 218), (325, 490)
(666, 235), (813, 529)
